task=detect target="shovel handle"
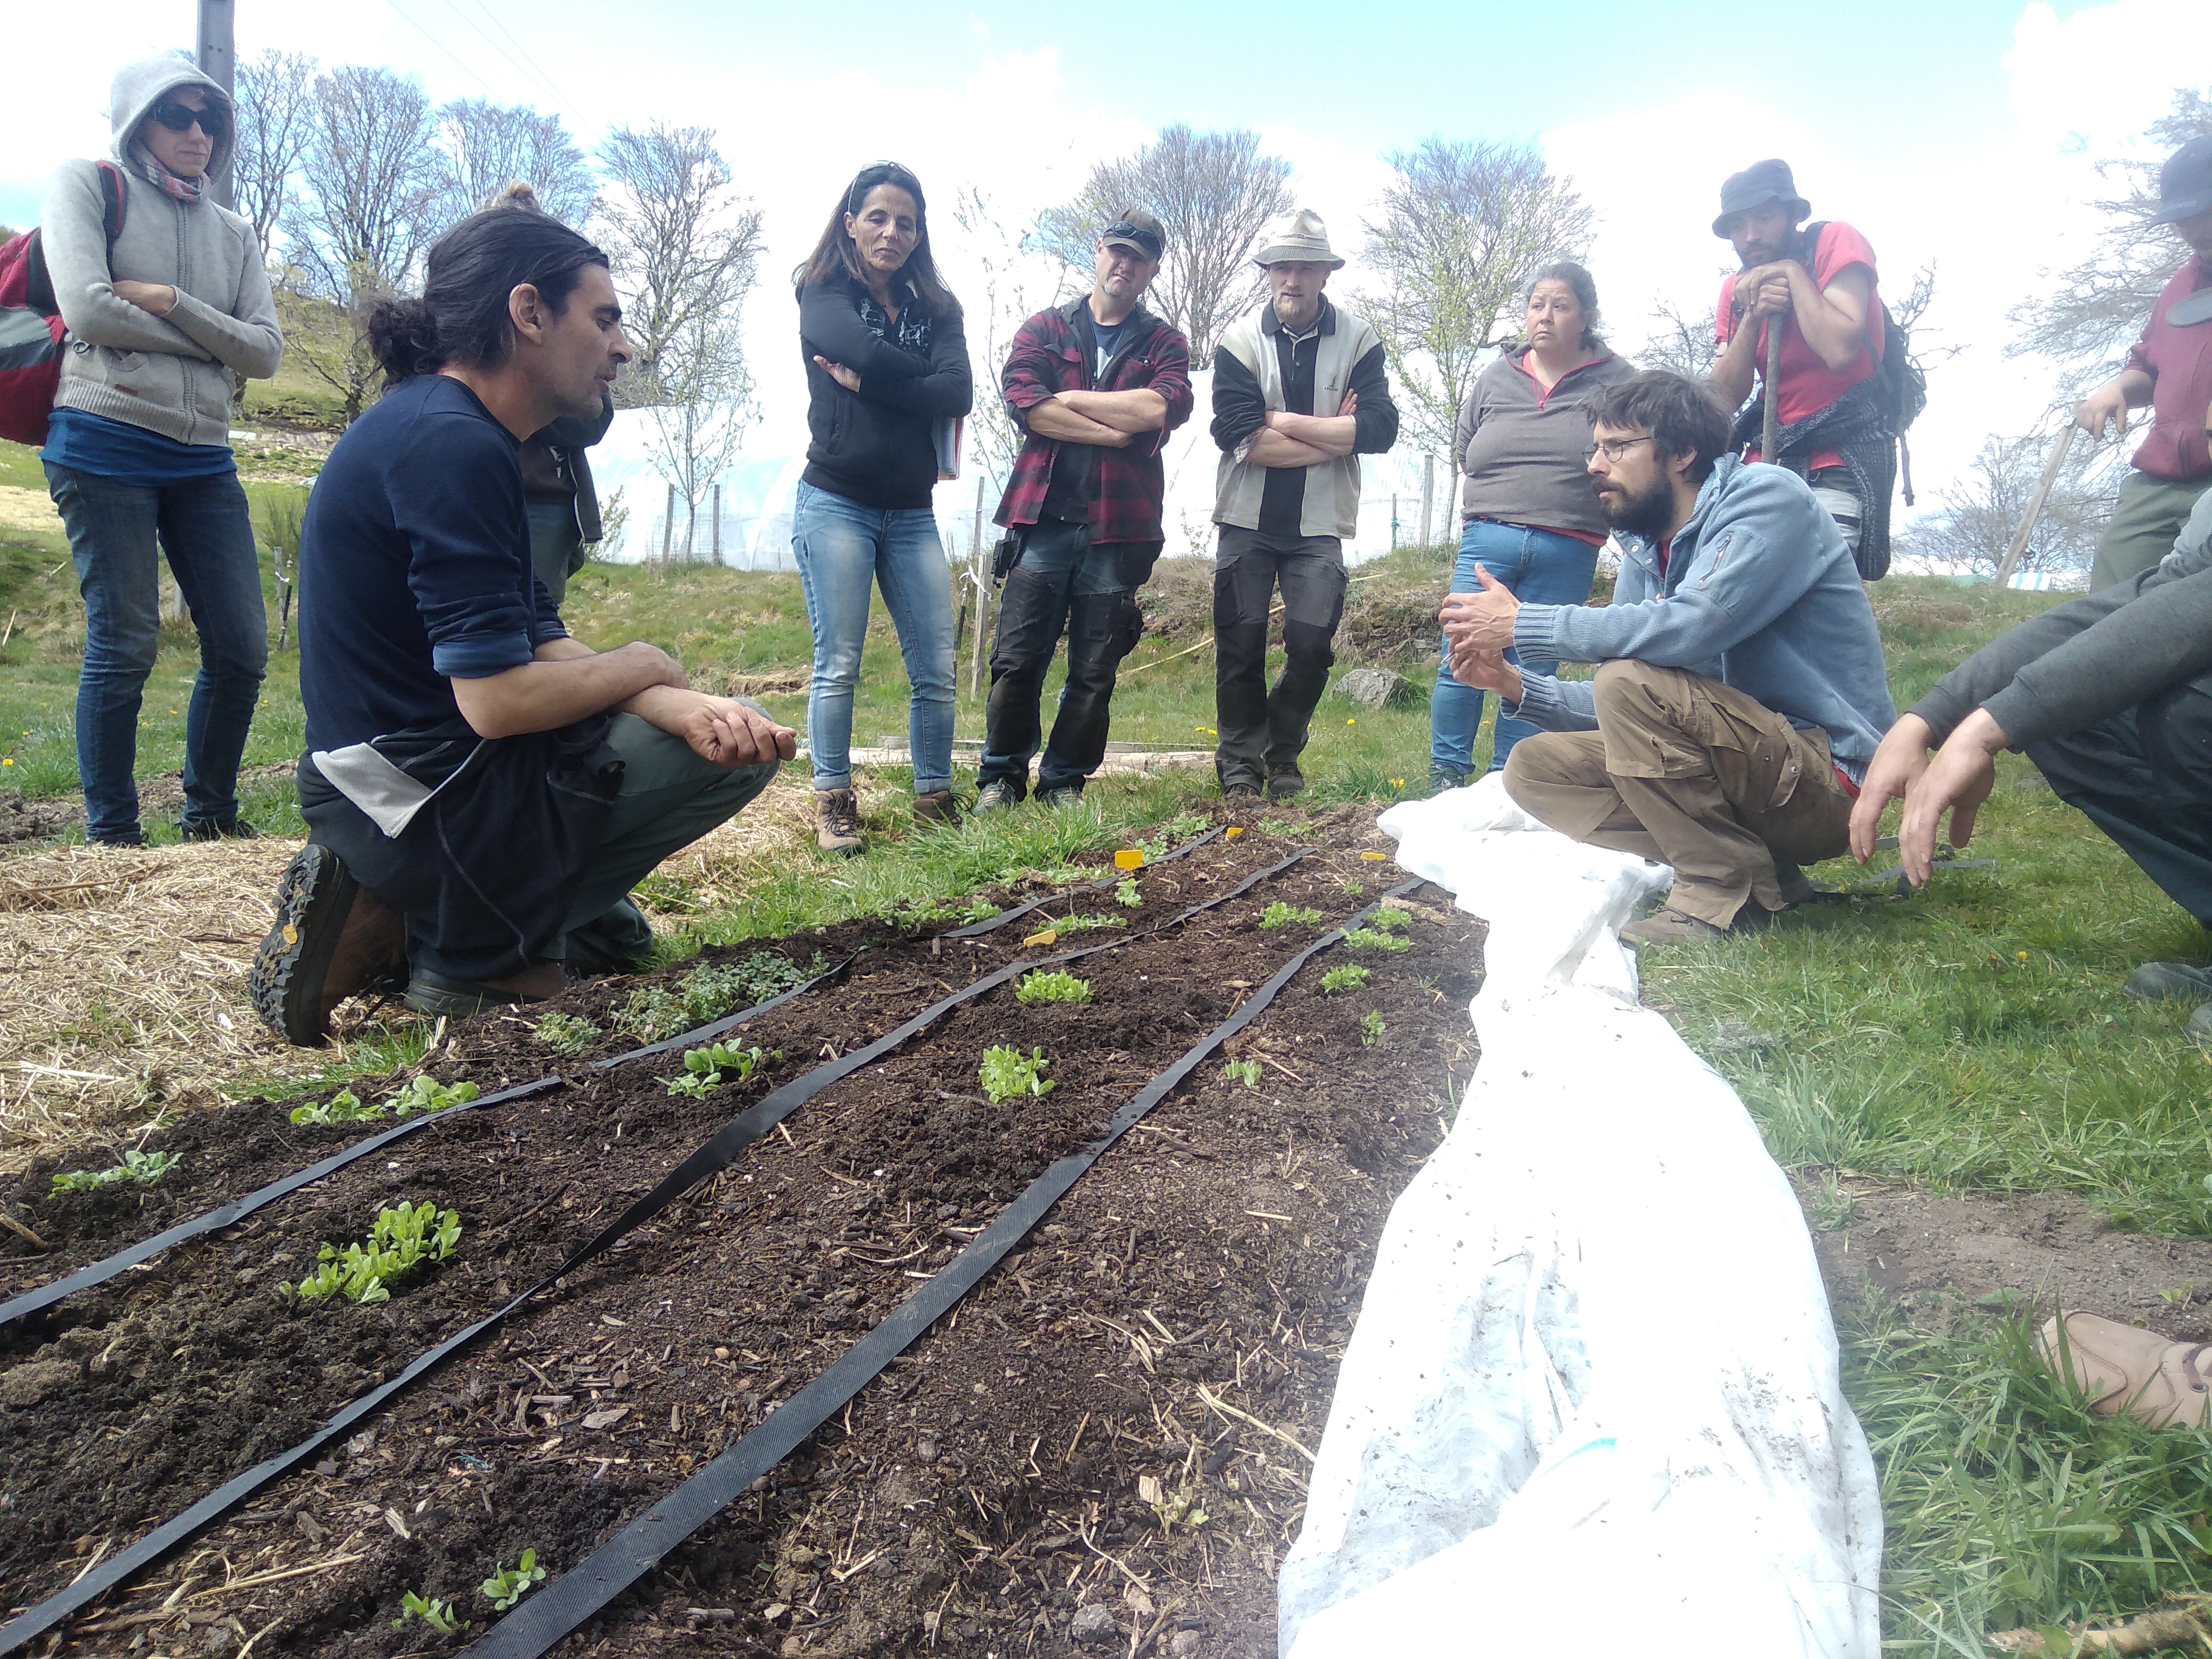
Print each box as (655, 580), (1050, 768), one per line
(1994, 424), (2079, 588)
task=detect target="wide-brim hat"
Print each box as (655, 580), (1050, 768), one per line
(1712, 158), (1811, 238)
(1253, 208), (1345, 270)
(2152, 136), (2212, 225)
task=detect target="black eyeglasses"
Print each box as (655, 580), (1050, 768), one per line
(150, 98), (227, 138)
(1585, 435), (1654, 464)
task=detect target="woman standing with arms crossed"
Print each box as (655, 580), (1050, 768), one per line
(791, 161), (972, 856)
(40, 51), (283, 844)
(1427, 261), (1631, 790)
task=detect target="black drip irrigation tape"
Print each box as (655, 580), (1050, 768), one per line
(464, 876), (1426, 1659)
(0, 841), (1305, 1654)
(0, 828), (1228, 1332)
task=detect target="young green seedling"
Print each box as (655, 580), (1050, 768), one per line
(1015, 969), (1091, 1004)
(384, 1076), (479, 1119)
(49, 1148), (182, 1195)
(285, 1201), (462, 1305)
(1370, 907), (1412, 933)
(1319, 964), (1371, 994)
(392, 1590), (466, 1633)
(1042, 913), (1126, 935)
(664, 1043), (770, 1095)
(534, 1011), (600, 1057)
(480, 1548), (546, 1610)
(1360, 1011), (1386, 1046)
(1342, 926), (1411, 953)
(1221, 1059), (1263, 1087)
(1115, 878), (1142, 909)
(1340, 881), (1365, 898)
(288, 1088), (383, 1127)
(1260, 902), (1323, 930)
(980, 1045), (1055, 1103)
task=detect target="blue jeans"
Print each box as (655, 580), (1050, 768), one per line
(1429, 517), (1600, 776)
(45, 462), (269, 840)
(790, 481), (957, 794)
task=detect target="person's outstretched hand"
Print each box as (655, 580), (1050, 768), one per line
(1439, 565), (1520, 654)
(1895, 709), (2008, 884)
(1847, 713), (1933, 863)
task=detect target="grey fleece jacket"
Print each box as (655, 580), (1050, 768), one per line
(1911, 485), (2212, 748)
(1454, 346), (1638, 537)
(42, 52), (282, 448)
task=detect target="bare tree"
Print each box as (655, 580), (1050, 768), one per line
(1638, 296), (1722, 380)
(594, 123), (763, 405)
(1895, 423), (2116, 578)
(1033, 125), (1292, 367)
(282, 65), (447, 423)
(2010, 86), (2212, 393)
(434, 99), (597, 229)
(643, 312), (755, 563)
(952, 186), (1075, 496)
(1359, 138), (1596, 465)
(232, 49), (316, 262)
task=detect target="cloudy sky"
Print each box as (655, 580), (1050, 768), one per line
(9, 0), (2210, 548)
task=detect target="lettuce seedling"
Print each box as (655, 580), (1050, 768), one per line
(285, 1201), (462, 1305)
(393, 1590), (465, 1633)
(1042, 912), (1126, 935)
(1361, 1011), (1386, 1046)
(288, 1088), (383, 1127)
(981, 1045), (1055, 1102)
(1015, 969), (1091, 1004)
(1370, 907), (1412, 933)
(385, 1076), (479, 1119)
(50, 1147), (181, 1195)
(665, 1043), (769, 1095)
(1260, 902), (1322, 929)
(1319, 964), (1371, 994)
(1221, 1059), (1262, 1087)
(480, 1548), (546, 1610)
(534, 1011), (600, 1056)
(1115, 878), (1142, 908)
(1343, 927), (1410, 953)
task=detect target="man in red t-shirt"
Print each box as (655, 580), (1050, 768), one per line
(1707, 159), (1884, 568)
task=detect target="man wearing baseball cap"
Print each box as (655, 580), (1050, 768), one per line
(975, 208), (1194, 810)
(1209, 209), (1398, 802)
(2074, 136), (2212, 591)
(1706, 159), (1899, 579)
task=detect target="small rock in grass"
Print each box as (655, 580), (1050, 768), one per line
(1705, 1020), (1779, 1057)
(1334, 667), (1416, 710)
(0, 1359), (76, 1409)
(1171, 1633), (1204, 1657)
(1070, 1605), (1119, 1644)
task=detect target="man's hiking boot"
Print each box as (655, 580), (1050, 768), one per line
(912, 789), (962, 828)
(2038, 1311), (2212, 1429)
(974, 780), (1021, 814)
(1038, 783), (1085, 809)
(1427, 765), (1471, 795)
(815, 787), (864, 857)
(1264, 765), (1306, 804)
(1619, 906), (1730, 948)
(405, 963), (567, 1019)
(179, 817), (260, 842)
(249, 843), (407, 1046)
(2124, 961), (2212, 1001)
(1772, 860), (1815, 908)
(1222, 783), (1264, 808)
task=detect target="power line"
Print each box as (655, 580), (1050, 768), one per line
(432, 0), (574, 119)
(382, 0), (502, 99)
(462, 0), (589, 130)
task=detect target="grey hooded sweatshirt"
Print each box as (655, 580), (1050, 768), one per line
(41, 52), (282, 448)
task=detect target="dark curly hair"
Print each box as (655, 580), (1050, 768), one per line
(365, 205), (608, 386)
(1589, 371), (1733, 483)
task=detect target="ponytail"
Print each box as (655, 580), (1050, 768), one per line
(366, 295), (443, 386)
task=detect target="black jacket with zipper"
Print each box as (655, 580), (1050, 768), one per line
(798, 274), (973, 510)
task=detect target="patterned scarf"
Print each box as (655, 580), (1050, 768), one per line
(129, 140), (206, 203)
(856, 278), (932, 360)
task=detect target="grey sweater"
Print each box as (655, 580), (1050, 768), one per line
(1454, 346), (1638, 536)
(1912, 487), (2212, 749)
(42, 53), (282, 448)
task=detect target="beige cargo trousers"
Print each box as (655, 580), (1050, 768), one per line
(1501, 659), (1855, 927)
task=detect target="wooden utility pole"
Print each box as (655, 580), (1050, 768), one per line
(712, 483), (723, 564)
(1419, 454), (1434, 547)
(195, 0), (236, 210)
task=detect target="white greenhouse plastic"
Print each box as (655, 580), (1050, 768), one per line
(1278, 779), (1881, 1658)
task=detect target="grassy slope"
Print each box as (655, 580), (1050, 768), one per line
(5, 449), (2204, 1644)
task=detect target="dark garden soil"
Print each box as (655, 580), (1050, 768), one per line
(1805, 1176), (2212, 1342)
(1, 809), (1486, 1659)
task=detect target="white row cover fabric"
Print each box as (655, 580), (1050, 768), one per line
(1279, 778), (1880, 1658)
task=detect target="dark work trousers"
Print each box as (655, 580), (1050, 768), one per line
(978, 517), (1155, 798)
(2027, 677), (2212, 926)
(1213, 524), (1348, 786)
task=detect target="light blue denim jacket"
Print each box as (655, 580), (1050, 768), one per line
(1504, 456), (1896, 782)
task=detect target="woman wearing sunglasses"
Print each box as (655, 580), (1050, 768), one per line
(38, 52), (283, 846)
(790, 161), (971, 856)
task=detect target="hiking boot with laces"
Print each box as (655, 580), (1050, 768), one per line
(1038, 783), (1085, 809)
(2039, 1311), (2212, 1429)
(1619, 906), (1730, 948)
(815, 787), (864, 857)
(249, 843), (407, 1046)
(1264, 764), (1306, 803)
(2124, 961), (2212, 1001)
(912, 789), (961, 828)
(974, 780), (1021, 814)
(1427, 765), (1471, 795)
(179, 817), (261, 842)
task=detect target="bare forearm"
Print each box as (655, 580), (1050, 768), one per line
(1059, 388), (1166, 433)
(1268, 412), (1355, 456)
(2101, 368), (2155, 408)
(1025, 399), (1127, 446)
(1244, 430), (1335, 468)
(1708, 325), (1757, 408)
(451, 640), (681, 739)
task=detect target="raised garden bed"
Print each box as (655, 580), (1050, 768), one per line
(0, 808), (1485, 1656)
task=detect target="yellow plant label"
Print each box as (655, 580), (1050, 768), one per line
(1360, 851), (1388, 861)
(1021, 929), (1059, 948)
(1114, 850), (1144, 870)
(1225, 826), (1245, 838)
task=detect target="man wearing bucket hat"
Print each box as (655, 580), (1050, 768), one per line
(2072, 136), (2212, 591)
(1706, 159), (1899, 579)
(1209, 209), (1398, 802)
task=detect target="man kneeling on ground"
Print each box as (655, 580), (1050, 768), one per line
(1851, 479), (2212, 1035)
(1442, 370), (1896, 945)
(250, 206), (795, 1045)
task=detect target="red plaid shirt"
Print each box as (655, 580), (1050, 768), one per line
(994, 298), (1193, 543)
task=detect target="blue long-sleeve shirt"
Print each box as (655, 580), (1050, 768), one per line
(1505, 457), (1896, 781)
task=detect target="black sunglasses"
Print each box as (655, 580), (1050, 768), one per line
(150, 98), (227, 139)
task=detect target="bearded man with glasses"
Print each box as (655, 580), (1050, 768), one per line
(36, 51), (283, 845)
(1440, 371), (1895, 945)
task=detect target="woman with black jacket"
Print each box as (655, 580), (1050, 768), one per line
(791, 161), (973, 855)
